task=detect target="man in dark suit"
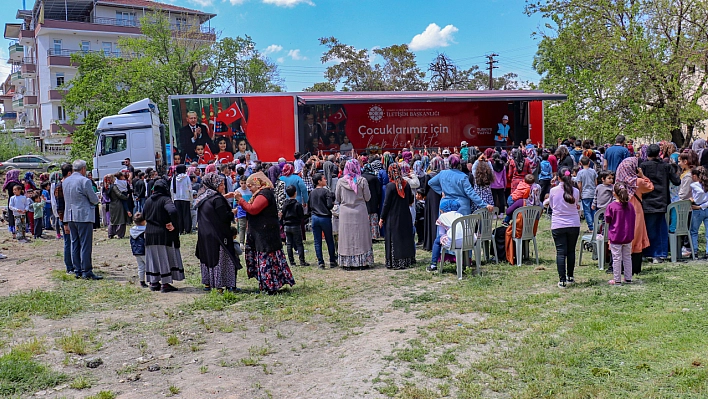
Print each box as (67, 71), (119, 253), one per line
(301, 113), (322, 148)
(179, 111), (213, 161)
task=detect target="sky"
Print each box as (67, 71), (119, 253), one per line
(0, 0), (547, 92)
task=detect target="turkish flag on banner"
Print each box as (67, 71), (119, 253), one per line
(328, 107), (347, 123)
(217, 102), (247, 130)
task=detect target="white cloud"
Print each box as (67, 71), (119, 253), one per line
(277, 57), (285, 63)
(228, 0), (246, 4)
(408, 23), (459, 51)
(263, 44), (283, 55)
(262, 0), (314, 7)
(287, 49), (307, 60)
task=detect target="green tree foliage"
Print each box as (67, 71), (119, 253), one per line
(62, 13), (283, 162)
(303, 82), (337, 92)
(527, 0), (708, 146)
(318, 38), (427, 91)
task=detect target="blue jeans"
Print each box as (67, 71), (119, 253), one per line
(43, 211), (51, 232)
(311, 215), (336, 265)
(581, 198), (595, 230)
(431, 234), (443, 265)
(643, 212), (668, 258)
(60, 221), (73, 273)
(69, 221), (94, 276)
(690, 208), (708, 255)
(135, 198), (145, 214)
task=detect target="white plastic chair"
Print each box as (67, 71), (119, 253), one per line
(666, 200), (695, 262)
(473, 207), (498, 264)
(578, 207), (606, 270)
(437, 214), (481, 279)
(510, 206), (542, 266)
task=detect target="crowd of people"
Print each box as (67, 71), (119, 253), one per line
(4, 133), (708, 291)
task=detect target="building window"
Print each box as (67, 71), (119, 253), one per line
(116, 11), (136, 27)
(53, 39), (62, 55)
(57, 106), (66, 122)
(80, 41), (90, 52)
(102, 42), (112, 56)
(175, 17), (188, 31)
(56, 73), (65, 87)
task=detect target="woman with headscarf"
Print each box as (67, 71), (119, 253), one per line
(615, 157), (654, 275)
(267, 164), (281, 186)
(422, 156), (445, 251)
(362, 160), (383, 239)
(196, 173), (241, 292)
(143, 178), (184, 292)
(4, 170), (21, 238)
(108, 172), (131, 239)
(554, 146), (574, 176)
(380, 163), (416, 269)
(693, 139), (708, 168)
(335, 159), (373, 269)
(235, 172), (295, 294)
(428, 155), (494, 216)
(508, 148), (534, 192)
(23, 172), (37, 191)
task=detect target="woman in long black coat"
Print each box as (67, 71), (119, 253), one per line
(422, 157), (445, 251)
(362, 162), (382, 240)
(195, 173), (241, 292)
(380, 164), (415, 269)
(143, 178), (184, 293)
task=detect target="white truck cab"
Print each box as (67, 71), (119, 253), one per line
(92, 98), (166, 179)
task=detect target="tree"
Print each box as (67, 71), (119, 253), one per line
(303, 82), (336, 92)
(217, 36), (284, 93)
(527, 0), (708, 146)
(428, 53), (474, 90)
(317, 38), (426, 91)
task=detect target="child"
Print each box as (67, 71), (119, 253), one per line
(9, 185), (29, 242)
(40, 181), (53, 233)
(546, 167), (581, 288)
(689, 166), (708, 259)
(538, 152), (553, 210)
(502, 174), (536, 225)
(573, 156), (598, 232)
(31, 191), (46, 239)
(129, 213), (148, 288)
(235, 176), (251, 246)
(592, 171), (614, 210)
(490, 152), (507, 217)
(281, 185), (309, 267)
(194, 143), (214, 165)
(605, 183), (635, 285)
(427, 198), (465, 272)
(473, 157), (494, 213)
(415, 188), (426, 245)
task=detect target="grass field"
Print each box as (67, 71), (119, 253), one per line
(0, 218), (707, 398)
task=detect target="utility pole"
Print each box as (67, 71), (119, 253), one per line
(486, 53), (499, 90)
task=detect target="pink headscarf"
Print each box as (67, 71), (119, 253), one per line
(282, 163), (294, 177)
(205, 164), (217, 174)
(187, 166), (197, 176)
(342, 159), (361, 194)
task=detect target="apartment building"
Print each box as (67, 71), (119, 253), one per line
(2, 0), (216, 148)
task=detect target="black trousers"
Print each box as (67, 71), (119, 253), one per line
(174, 200), (192, 234)
(33, 217), (43, 238)
(539, 179), (552, 206)
(285, 225), (306, 264)
(491, 188), (507, 214)
(551, 227), (580, 282)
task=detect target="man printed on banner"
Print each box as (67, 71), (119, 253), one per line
(301, 114), (323, 145)
(179, 111), (214, 161)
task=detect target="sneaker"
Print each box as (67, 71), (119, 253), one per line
(567, 277), (575, 284)
(501, 221), (509, 228)
(56, 234), (61, 239)
(608, 279), (617, 285)
(82, 272), (104, 280)
(0, 253), (7, 260)
(426, 264), (437, 272)
(681, 247), (692, 258)
(652, 258), (661, 264)
(318, 263), (325, 270)
(623, 280), (632, 285)
(557, 281), (567, 288)
(300, 261), (311, 267)
(139, 281), (149, 288)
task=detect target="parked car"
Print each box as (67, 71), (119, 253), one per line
(0, 155), (57, 172)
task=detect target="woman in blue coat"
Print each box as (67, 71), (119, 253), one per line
(428, 154), (494, 215)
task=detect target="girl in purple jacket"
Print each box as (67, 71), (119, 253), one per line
(605, 183), (636, 285)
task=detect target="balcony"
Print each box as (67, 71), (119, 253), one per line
(1, 112), (17, 121)
(9, 43), (24, 62)
(49, 89), (67, 101)
(19, 28), (34, 47)
(12, 96), (23, 110)
(10, 71), (23, 86)
(47, 49), (137, 67)
(50, 123), (77, 134)
(23, 94), (38, 108)
(40, 17), (215, 40)
(21, 58), (36, 78)
(25, 127), (40, 137)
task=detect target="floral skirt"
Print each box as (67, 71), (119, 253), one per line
(338, 249), (375, 269)
(369, 213), (381, 239)
(245, 248), (295, 292)
(201, 247), (237, 289)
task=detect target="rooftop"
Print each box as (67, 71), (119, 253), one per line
(295, 90), (568, 105)
(32, 0), (215, 23)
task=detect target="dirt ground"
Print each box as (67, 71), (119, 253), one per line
(0, 225), (489, 399)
